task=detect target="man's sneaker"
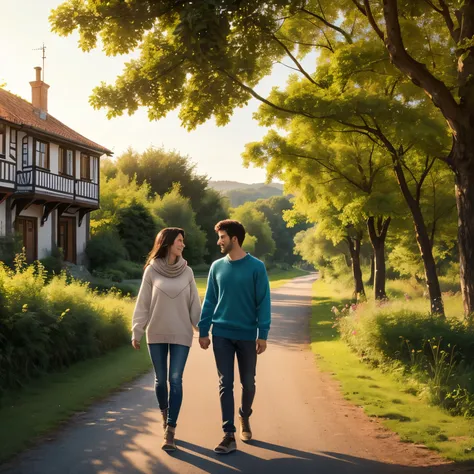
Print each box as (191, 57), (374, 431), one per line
(214, 434), (237, 454)
(162, 426), (177, 452)
(239, 416), (252, 442)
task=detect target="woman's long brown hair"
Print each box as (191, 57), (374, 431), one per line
(144, 227), (185, 268)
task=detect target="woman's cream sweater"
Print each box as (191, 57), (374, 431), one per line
(131, 259), (201, 347)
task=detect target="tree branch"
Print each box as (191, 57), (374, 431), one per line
(285, 152), (367, 191)
(276, 61), (305, 73)
(422, 0), (458, 42)
(218, 68), (318, 119)
(301, 7), (353, 43)
(416, 155), (437, 202)
(275, 35), (334, 52)
(271, 34), (320, 86)
(351, 0), (367, 17)
(382, 0), (460, 130)
(363, 0), (385, 40)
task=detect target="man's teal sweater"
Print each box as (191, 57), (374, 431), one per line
(198, 254), (271, 341)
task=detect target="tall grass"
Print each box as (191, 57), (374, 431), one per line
(328, 276), (474, 417)
(0, 257), (134, 399)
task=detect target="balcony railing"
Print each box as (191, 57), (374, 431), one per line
(36, 168), (75, 196)
(15, 168), (99, 203)
(0, 160), (17, 185)
(75, 179), (99, 201)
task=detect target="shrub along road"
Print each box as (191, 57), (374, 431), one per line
(0, 275), (468, 473)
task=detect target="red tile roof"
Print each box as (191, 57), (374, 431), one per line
(0, 88), (112, 155)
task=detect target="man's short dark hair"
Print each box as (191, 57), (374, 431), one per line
(215, 220), (246, 246)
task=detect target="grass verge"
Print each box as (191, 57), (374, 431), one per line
(268, 268), (308, 289)
(0, 345), (151, 463)
(311, 279), (474, 463)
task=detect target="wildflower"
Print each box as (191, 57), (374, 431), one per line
(352, 330), (357, 336)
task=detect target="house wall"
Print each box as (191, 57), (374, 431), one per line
(0, 201), (6, 236)
(17, 205), (52, 259)
(76, 214), (88, 265)
(0, 124), (100, 265)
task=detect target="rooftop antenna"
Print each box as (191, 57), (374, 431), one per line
(32, 43), (47, 81)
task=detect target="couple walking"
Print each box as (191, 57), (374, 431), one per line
(131, 219), (271, 453)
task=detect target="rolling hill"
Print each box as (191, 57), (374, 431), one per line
(209, 181), (285, 207)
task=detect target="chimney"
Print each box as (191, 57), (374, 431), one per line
(30, 67), (49, 117)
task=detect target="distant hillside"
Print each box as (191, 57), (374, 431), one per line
(209, 181), (284, 193)
(209, 181), (285, 207)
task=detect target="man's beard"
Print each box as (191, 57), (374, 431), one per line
(220, 241), (233, 255)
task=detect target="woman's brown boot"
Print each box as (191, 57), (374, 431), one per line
(161, 409), (168, 430)
(161, 425), (177, 451)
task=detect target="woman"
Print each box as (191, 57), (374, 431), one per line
(131, 227), (201, 451)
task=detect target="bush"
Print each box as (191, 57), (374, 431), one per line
(0, 234), (23, 268)
(190, 263), (210, 275)
(92, 268), (125, 283)
(87, 278), (139, 297)
(335, 295), (474, 416)
(85, 227), (127, 270)
(108, 259), (143, 279)
(40, 246), (64, 275)
(0, 261), (134, 398)
(116, 200), (157, 263)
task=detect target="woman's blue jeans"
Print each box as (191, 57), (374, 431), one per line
(148, 343), (190, 428)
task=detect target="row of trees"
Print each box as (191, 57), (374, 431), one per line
(51, 0), (474, 318)
(88, 148), (305, 275)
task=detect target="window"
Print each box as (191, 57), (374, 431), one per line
(9, 128), (17, 160)
(35, 139), (49, 169)
(22, 136), (31, 167)
(80, 153), (90, 180)
(91, 156), (98, 183)
(0, 123), (5, 158)
(59, 148), (74, 176)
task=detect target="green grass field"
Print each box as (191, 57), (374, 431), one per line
(0, 268), (307, 463)
(311, 279), (474, 463)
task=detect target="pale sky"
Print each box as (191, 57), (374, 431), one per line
(0, 0), (310, 184)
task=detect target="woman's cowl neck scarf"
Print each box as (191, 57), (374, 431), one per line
(151, 257), (188, 278)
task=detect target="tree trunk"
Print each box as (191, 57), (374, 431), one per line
(453, 140), (474, 320)
(393, 163), (445, 316)
(367, 216), (390, 300)
(346, 233), (365, 300)
(381, 0), (474, 318)
(368, 252), (375, 286)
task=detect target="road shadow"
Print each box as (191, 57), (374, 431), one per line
(171, 439), (470, 474)
(3, 378), (470, 474)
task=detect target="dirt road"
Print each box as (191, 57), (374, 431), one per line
(0, 275), (467, 473)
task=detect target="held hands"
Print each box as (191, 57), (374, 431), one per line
(256, 339), (267, 355)
(131, 339), (141, 350)
(199, 336), (211, 350)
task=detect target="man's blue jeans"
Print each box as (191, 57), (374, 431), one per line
(212, 335), (257, 433)
(148, 343), (190, 428)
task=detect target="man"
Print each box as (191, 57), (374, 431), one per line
(198, 219), (271, 454)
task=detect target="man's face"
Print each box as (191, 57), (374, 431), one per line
(217, 230), (234, 255)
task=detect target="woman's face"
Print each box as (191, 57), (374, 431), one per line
(169, 233), (185, 259)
